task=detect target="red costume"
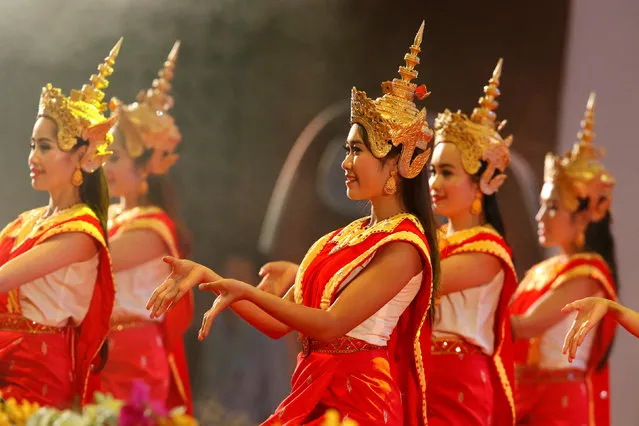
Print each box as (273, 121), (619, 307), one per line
(511, 253), (617, 426)
(0, 205), (114, 407)
(103, 206), (193, 413)
(427, 226), (517, 426)
(262, 214), (434, 426)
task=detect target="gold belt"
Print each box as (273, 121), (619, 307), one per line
(515, 366), (586, 384)
(110, 319), (157, 331)
(300, 335), (385, 357)
(0, 313), (65, 334)
(431, 337), (483, 355)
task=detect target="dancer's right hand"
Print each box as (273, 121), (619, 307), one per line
(257, 261), (299, 297)
(147, 256), (220, 318)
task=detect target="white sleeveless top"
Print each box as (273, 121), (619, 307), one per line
(333, 256), (422, 346)
(20, 254), (99, 327)
(531, 291), (598, 371)
(433, 270), (505, 355)
(112, 256), (171, 322)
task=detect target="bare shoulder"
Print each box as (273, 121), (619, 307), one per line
(46, 231), (99, 261)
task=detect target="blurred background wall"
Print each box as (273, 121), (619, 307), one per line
(0, 0), (636, 424)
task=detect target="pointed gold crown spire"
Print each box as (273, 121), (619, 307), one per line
(38, 38), (123, 172)
(434, 58), (511, 195)
(470, 58), (503, 127)
(138, 40), (180, 112)
(350, 21), (433, 179)
(544, 91), (614, 220)
(70, 37), (123, 113)
(111, 40), (182, 175)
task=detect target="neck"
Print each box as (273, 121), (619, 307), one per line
(120, 194), (140, 211)
(446, 212), (484, 235)
(47, 186), (82, 214)
(560, 242), (580, 257)
(369, 195), (406, 226)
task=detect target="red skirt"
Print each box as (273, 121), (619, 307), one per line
(0, 328), (74, 408)
(100, 322), (170, 403)
(427, 340), (495, 426)
(515, 366), (589, 425)
(262, 339), (402, 426)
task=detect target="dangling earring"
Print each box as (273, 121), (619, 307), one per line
(384, 171), (397, 195)
(575, 231), (585, 249)
(471, 192), (483, 215)
(72, 164), (83, 187)
(139, 179), (149, 196)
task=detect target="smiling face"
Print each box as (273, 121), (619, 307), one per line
(341, 124), (396, 201)
(428, 142), (478, 219)
(28, 116), (83, 192)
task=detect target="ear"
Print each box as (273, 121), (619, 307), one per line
(574, 209), (590, 229)
(74, 145), (88, 163)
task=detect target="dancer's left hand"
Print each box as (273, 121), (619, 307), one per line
(198, 279), (253, 341)
(561, 297), (610, 362)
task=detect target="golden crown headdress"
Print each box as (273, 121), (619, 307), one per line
(350, 21), (433, 179)
(434, 58), (512, 195)
(544, 92), (614, 221)
(38, 38), (123, 173)
(111, 41), (182, 175)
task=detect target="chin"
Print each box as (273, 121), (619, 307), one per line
(432, 204), (449, 217)
(538, 237), (551, 247)
(345, 188), (365, 201)
(30, 180), (46, 191)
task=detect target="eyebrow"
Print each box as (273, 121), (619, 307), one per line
(434, 163), (455, 169)
(31, 137), (53, 143)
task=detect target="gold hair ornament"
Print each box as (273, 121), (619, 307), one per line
(543, 92), (614, 222)
(38, 38), (123, 173)
(434, 58), (512, 195)
(110, 40), (182, 175)
(350, 21), (433, 179)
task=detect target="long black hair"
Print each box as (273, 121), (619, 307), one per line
(472, 161), (507, 239)
(73, 139), (110, 239)
(131, 136), (193, 257)
(575, 198), (618, 369)
(71, 137), (111, 373)
(357, 124), (441, 312)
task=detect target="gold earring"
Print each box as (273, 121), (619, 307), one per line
(384, 172), (397, 195)
(139, 180), (149, 195)
(471, 193), (482, 215)
(575, 231), (585, 249)
(72, 164), (83, 187)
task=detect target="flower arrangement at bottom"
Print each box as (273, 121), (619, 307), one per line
(0, 380), (197, 426)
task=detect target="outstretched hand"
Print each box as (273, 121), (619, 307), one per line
(198, 279), (253, 341)
(256, 261), (298, 297)
(146, 256), (220, 319)
(562, 297), (610, 362)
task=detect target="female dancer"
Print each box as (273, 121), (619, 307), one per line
(102, 41), (193, 412)
(0, 40), (122, 407)
(426, 59), (517, 426)
(510, 93), (617, 426)
(148, 22), (439, 426)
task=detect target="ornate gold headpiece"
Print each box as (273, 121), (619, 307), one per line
(350, 21), (433, 179)
(544, 92), (614, 221)
(111, 41), (182, 175)
(38, 38), (123, 173)
(434, 58), (512, 195)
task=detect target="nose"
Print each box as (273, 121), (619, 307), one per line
(535, 205), (545, 223)
(28, 148), (38, 167)
(341, 152), (352, 172)
(429, 173), (441, 190)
